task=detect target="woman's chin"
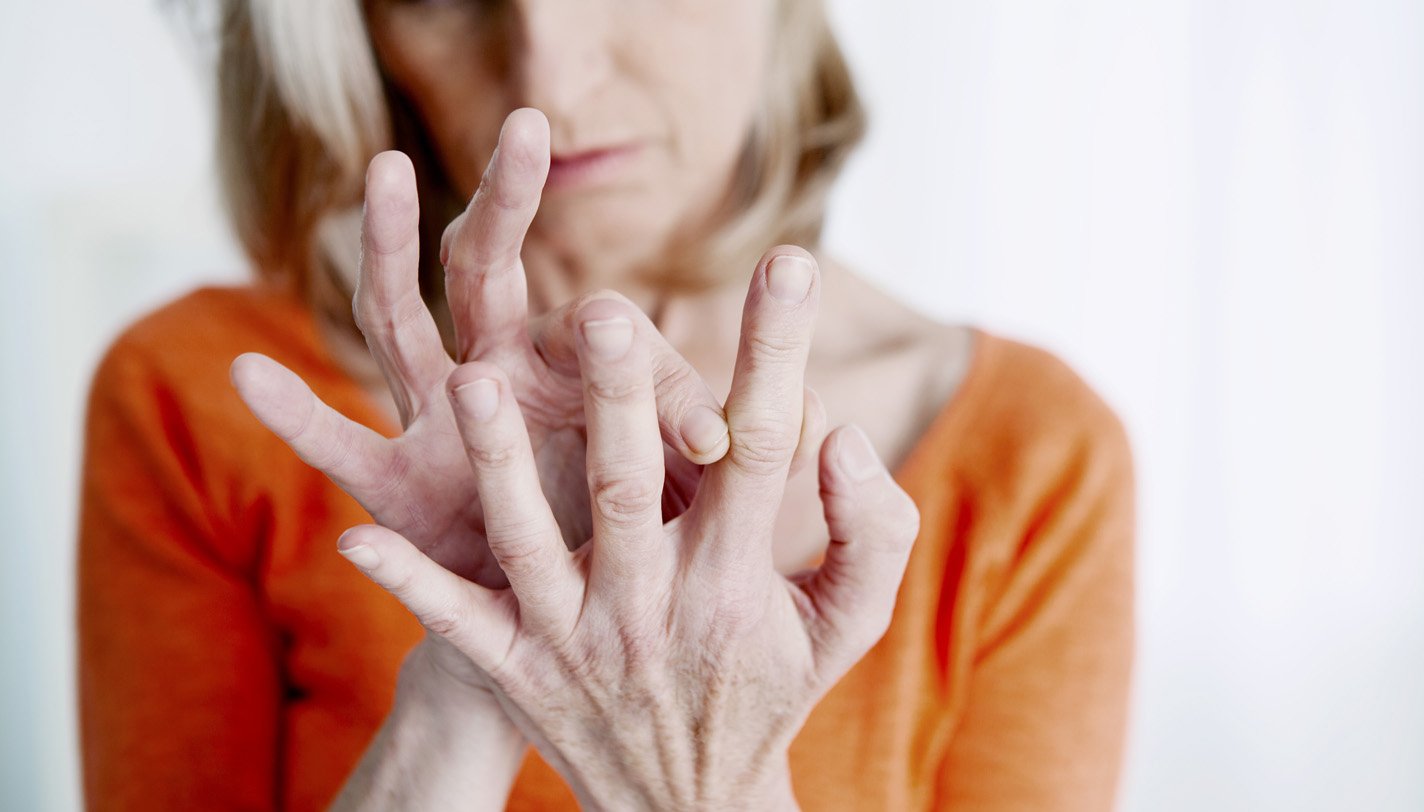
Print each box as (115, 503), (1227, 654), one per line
(535, 204), (680, 268)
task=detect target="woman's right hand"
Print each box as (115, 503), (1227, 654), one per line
(229, 110), (747, 588)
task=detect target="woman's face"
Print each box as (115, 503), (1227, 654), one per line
(366, 0), (774, 277)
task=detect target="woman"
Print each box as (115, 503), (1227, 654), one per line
(78, 0), (1135, 808)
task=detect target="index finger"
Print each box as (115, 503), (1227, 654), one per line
(691, 246), (820, 543)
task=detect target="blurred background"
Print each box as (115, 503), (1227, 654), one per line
(2, 0), (1420, 809)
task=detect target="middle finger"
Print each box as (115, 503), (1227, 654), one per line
(354, 151), (453, 426)
(692, 246), (820, 544)
(442, 108), (549, 365)
(573, 298), (669, 594)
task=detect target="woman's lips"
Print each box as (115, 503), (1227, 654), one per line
(546, 144), (641, 191)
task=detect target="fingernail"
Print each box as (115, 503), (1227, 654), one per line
(338, 543), (381, 570)
(766, 255), (814, 305)
(452, 378), (500, 422)
(681, 405), (729, 457)
(582, 317), (633, 360)
(839, 425), (882, 482)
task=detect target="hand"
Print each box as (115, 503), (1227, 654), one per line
(336, 248), (921, 810)
(229, 109), (732, 588)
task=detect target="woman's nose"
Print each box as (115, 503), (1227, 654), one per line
(511, 0), (614, 123)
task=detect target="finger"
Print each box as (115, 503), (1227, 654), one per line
(573, 298), (668, 590)
(789, 386), (828, 480)
(804, 425), (920, 673)
(230, 353), (399, 500)
(694, 247), (820, 539)
(662, 447), (704, 521)
(354, 151), (453, 426)
(444, 108), (550, 363)
(446, 362), (578, 630)
(337, 524), (514, 670)
(535, 290), (730, 464)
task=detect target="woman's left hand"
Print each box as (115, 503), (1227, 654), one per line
(335, 247), (920, 810)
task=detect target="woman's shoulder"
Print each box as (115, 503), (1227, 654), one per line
(84, 284), (343, 478)
(967, 331), (1128, 450)
(95, 284), (323, 380)
(820, 265), (1130, 488)
(900, 325), (1133, 507)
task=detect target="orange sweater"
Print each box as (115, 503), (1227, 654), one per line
(78, 286), (1134, 810)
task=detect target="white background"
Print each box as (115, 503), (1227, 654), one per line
(2, 1), (1421, 809)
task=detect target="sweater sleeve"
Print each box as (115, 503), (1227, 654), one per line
(937, 401), (1137, 811)
(77, 334), (283, 811)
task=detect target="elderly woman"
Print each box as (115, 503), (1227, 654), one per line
(78, 0), (1134, 809)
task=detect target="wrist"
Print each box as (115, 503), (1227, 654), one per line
(400, 636), (500, 707)
(330, 637), (524, 812)
(396, 642), (524, 760)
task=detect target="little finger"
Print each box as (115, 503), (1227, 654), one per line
(804, 425), (920, 673)
(573, 298), (668, 590)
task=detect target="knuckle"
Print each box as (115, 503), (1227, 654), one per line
(706, 592), (764, 640)
(421, 599), (468, 639)
(480, 178), (525, 213)
(586, 376), (646, 405)
(651, 361), (696, 403)
(353, 289), (422, 338)
(744, 330), (804, 365)
(727, 419), (799, 474)
(490, 539), (562, 592)
(466, 442), (518, 471)
(590, 471), (662, 530)
(488, 517), (556, 565)
(886, 493), (922, 550)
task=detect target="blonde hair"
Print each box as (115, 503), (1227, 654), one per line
(213, 0), (865, 343)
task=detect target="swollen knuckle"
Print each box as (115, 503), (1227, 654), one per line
(467, 442), (518, 470)
(591, 473), (661, 529)
(488, 518), (554, 563)
(728, 421), (798, 473)
(586, 377), (645, 405)
(422, 600), (467, 639)
(491, 538), (556, 586)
